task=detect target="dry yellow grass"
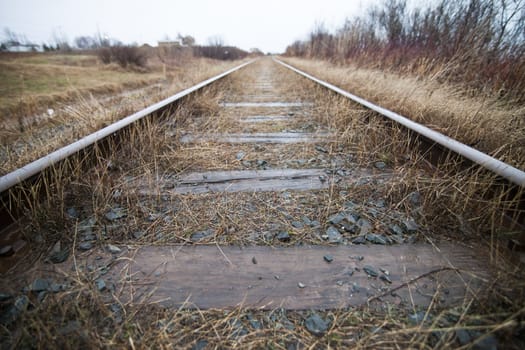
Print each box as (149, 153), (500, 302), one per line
(1, 58), (523, 349)
(0, 52), (248, 175)
(280, 57), (525, 170)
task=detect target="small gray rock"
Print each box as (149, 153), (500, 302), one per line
(107, 244), (121, 254)
(402, 218), (419, 233)
(456, 329), (472, 345)
(277, 231), (291, 242)
(246, 314), (263, 329)
(256, 159), (267, 167)
(326, 226), (342, 243)
(66, 207), (79, 219)
(389, 235), (405, 244)
(328, 212), (345, 225)
(48, 247), (70, 264)
(242, 160), (252, 167)
(0, 292), (12, 301)
(374, 161), (387, 170)
(96, 279), (106, 291)
(291, 221), (304, 229)
(473, 334), (498, 350)
(323, 254), (334, 263)
(133, 231), (145, 239)
(366, 233), (388, 245)
(236, 151), (246, 161)
(310, 220), (321, 228)
(315, 145), (328, 153)
(0, 245), (14, 256)
(192, 339), (208, 350)
(389, 224), (405, 236)
(50, 283), (64, 293)
(408, 191), (422, 206)
(190, 229), (213, 242)
(105, 207), (126, 221)
(305, 313), (330, 336)
(352, 236), (366, 244)
(344, 201), (357, 209)
(408, 311), (428, 325)
(345, 213), (359, 224)
(363, 265), (379, 277)
(30, 279), (50, 292)
(356, 218), (372, 236)
(301, 216), (312, 226)
(380, 275), (392, 284)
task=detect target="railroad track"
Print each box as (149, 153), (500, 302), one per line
(0, 57), (524, 342)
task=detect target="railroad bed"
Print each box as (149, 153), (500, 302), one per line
(0, 57), (522, 347)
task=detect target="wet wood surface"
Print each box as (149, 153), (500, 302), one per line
(109, 243), (490, 310)
(221, 102), (313, 107)
(180, 132), (333, 144)
(132, 168), (393, 195)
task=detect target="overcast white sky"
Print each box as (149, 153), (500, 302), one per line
(0, 0), (379, 53)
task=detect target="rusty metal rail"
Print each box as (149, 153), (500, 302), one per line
(275, 58), (525, 188)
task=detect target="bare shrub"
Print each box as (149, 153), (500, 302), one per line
(111, 45), (147, 68)
(97, 47), (112, 64)
(97, 45), (147, 68)
(193, 45), (248, 60)
(285, 0), (525, 101)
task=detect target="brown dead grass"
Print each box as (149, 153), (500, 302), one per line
(279, 57), (525, 170)
(0, 54), (248, 175)
(1, 58), (524, 349)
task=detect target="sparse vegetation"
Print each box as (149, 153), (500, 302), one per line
(1, 1), (525, 347)
(0, 51), (248, 175)
(97, 45), (147, 68)
(285, 0), (525, 102)
(1, 59), (523, 349)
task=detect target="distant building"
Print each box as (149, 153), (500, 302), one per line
(2, 42), (40, 52)
(157, 41), (181, 48)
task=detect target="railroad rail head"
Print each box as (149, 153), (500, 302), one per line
(274, 58), (525, 188)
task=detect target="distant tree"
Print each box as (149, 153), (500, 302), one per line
(181, 35), (195, 46)
(3, 28), (21, 46)
(52, 29), (71, 51)
(74, 35), (97, 49)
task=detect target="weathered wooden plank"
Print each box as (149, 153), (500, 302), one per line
(240, 115), (292, 123)
(180, 169), (326, 184)
(180, 132), (332, 144)
(131, 168), (394, 195)
(107, 244), (490, 310)
(173, 169), (327, 194)
(221, 102), (313, 107)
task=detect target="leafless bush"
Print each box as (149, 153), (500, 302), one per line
(111, 45), (146, 68)
(97, 45), (147, 68)
(285, 0), (525, 101)
(97, 47), (112, 64)
(193, 45), (248, 60)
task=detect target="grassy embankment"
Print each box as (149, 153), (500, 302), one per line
(0, 50), (247, 175)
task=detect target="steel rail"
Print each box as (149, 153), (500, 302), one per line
(274, 58), (525, 187)
(0, 59), (255, 194)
